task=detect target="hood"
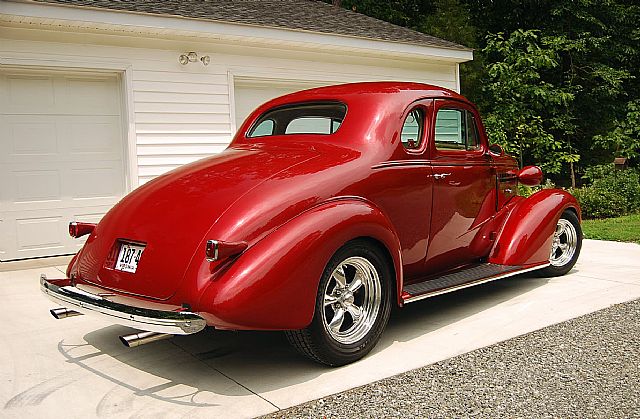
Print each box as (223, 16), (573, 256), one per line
(75, 145), (319, 300)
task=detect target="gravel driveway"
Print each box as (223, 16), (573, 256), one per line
(265, 299), (640, 418)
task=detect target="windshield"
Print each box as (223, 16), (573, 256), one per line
(247, 102), (347, 138)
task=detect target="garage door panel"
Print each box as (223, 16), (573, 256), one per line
(2, 116), (123, 161)
(65, 77), (121, 114)
(3, 206), (109, 259)
(15, 216), (65, 252)
(2, 74), (56, 112)
(9, 121), (58, 155)
(69, 117), (123, 154)
(0, 68), (126, 261)
(69, 166), (124, 199)
(13, 170), (62, 203)
(0, 72), (121, 116)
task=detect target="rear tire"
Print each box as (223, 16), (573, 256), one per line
(538, 210), (582, 277)
(286, 240), (392, 366)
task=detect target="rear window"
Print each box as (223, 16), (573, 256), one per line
(247, 102), (347, 137)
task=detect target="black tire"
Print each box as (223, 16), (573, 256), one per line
(538, 210), (582, 277)
(285, 239), (392, 366)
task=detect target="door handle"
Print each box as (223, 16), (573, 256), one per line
(434, 173), (451, 179)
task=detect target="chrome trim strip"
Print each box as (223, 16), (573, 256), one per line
(40, 274), (206, 335)
(403, 263), (550, 304)
(372, 160), (505, 170)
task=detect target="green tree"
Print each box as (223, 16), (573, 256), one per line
(481, 30), (579, 175)
(467, 0), (640, 180)
(594, 100), (640, 160)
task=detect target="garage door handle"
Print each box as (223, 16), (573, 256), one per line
(434, 173), (451, 179)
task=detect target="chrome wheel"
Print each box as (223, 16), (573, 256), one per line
(321, 256), (382, 345)
(550, 218), (578, 267)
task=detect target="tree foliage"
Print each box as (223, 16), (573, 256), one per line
(482, 29), (579, 174)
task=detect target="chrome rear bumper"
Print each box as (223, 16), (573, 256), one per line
(40, 274), (206, 335)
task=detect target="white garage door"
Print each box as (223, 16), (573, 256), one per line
(0, 68), (126, 261)
(234, 79), (326, 132)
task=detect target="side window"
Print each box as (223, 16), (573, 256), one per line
(285, 117), (341, 134)
(251, 119), (274, 137)
(435, 108), (481, 151)
(401, 109), (424, 150)
(435, 109), (464, 149)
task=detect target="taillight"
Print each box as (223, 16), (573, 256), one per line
(69, 222), (96, 238)
(205, 240), (247, 262)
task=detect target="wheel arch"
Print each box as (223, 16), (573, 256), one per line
(489, 189), (581, 266)
(197, 197), (403, 330)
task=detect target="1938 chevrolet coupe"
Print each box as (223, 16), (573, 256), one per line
(41, 82), (582, 366)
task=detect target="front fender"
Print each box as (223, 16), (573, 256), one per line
(198, 198), (402, 330)
(488, 189), (580, 266)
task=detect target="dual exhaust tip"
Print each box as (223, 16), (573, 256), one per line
(50, 307), (172, 347)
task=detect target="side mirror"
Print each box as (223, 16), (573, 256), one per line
(517, 165), (543, 186)
(488, 144), (504, 157)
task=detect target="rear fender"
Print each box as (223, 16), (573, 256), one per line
(198, 198), (402, 330)
(488, 189), (580, 266)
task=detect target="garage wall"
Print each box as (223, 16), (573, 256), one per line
(0, 28), (459, 187)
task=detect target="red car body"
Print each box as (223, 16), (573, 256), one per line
(42, 82), (581, 362)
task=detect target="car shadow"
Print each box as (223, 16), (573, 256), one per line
(61, 272), (550, 403)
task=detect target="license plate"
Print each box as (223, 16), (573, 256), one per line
(114, 242), (145, 273)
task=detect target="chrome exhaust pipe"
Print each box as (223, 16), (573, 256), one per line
(119, 331), (172, 348)
(50, 307), (83, 319)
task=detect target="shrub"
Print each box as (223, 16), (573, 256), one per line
(569, 186), (628, 219)
(569, 165), (640, 219)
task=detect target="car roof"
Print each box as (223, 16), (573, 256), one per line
(265, 81), (470, 106)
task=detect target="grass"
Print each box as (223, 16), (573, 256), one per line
(582, 213), (640, 244)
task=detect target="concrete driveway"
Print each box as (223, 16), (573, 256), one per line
(1, 239), (639, 418)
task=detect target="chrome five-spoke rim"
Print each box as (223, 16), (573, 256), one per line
(322, 256), (382, 345)
(550, 218), (578, 267)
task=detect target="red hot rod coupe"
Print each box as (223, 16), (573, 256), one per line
(41, 82), (582, 366)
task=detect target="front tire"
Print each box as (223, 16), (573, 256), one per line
(538, 210), (582, 277)
(286, 240), (392, 366)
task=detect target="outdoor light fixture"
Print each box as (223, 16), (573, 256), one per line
(178, 51), (210, 66)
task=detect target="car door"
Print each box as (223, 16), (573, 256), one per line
(423, 99), (496, 276)
(369, 100), (434, 282)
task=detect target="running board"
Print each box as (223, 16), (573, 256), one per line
(402, 263), (549, 304)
